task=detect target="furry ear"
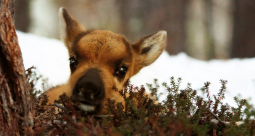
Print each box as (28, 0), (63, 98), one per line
(132, 31), (167, 75)
(59, 7), (85, 50)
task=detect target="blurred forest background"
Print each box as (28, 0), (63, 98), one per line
(15, 0), (255, 60)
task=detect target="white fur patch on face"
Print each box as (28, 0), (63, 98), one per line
(59, 7), (67, 40)
(78, 104), (95, 112)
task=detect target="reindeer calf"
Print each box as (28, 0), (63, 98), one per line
(46, 8), (167, 114)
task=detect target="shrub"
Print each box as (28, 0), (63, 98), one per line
(28, 68), (255, 135)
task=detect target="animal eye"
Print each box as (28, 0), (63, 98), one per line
(69, 56), (77, 69)
(116, 66), (128, 78)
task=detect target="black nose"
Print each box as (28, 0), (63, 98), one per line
(72, 68), (105, 104)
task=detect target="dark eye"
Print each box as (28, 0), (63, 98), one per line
(69, 56), (77, 69)
(116, 66), (128, 78)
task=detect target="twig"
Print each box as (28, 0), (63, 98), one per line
(207, 109), (225, 124)
(54, 102), (72, 113)
(207, 109), (244, 126)
(94, 115), (114, 118)
(25, 66), (35, 72)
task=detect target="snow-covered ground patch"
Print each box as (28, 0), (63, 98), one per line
(17, 31), (255, 107)
(131, 52), (255, 106)
(17, 31), (70, 87)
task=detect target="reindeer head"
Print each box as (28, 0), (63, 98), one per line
(59, 8), (166, 114)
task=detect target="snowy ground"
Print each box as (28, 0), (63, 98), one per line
(17, 31), (255, 107)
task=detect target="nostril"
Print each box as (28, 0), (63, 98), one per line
(90, 94), (94, 99)
(78, 87), (85, 96)
(93, 86), (103, 98)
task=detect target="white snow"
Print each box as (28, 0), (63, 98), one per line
(131, 52), (255, 107)
(17, 31), (70, 88)
(17, 31), (255, 107)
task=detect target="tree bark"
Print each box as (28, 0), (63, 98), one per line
(204, 0), (215, 59)
(157, 0), (187, 55)
(117, 0), (187, 55)
(0, 0), (33, 135)
(231, 0), (255, 58)
(14, 0), (30, 32)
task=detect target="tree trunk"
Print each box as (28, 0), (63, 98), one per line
(137, 0), (188, 54)
(231, 0), (255, 58)
(117, 0), (187, 55)
(158, 0), (187, 55)
(204, 0), (215, 59)
(0, 0), (33, 135)
(14, 0), (30, 32)
(117, 0), (131, 39)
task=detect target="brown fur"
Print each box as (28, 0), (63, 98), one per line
(46, 7), (167, 114)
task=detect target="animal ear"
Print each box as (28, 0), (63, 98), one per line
(132, 31), (167, 75)
(59, 7), (86, 50)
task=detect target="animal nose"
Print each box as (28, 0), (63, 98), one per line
(77, 81), (102, 101)
(72, 68), (105, 104)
